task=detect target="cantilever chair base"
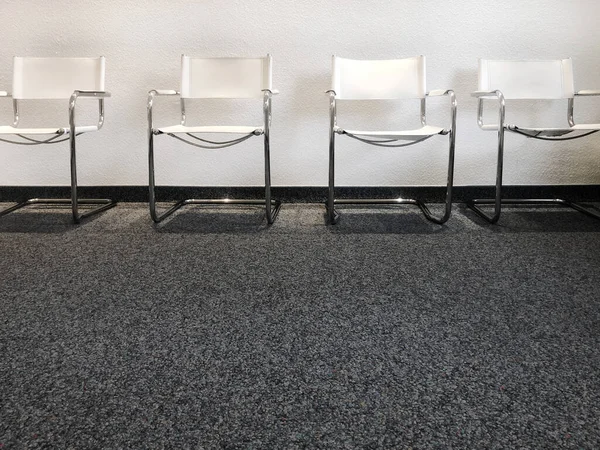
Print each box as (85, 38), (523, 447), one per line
(326, 57), (457, 228)
(1, 58), (112, 225)
(150, 198), (282, 224)
(0, 198), (116, 224)
(472, 59), (600, 225)
(466, 198), (600, 224)
(326, 198), (452, 225)
(147, 55), (279, 227)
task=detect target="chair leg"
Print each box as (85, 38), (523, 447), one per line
(417, 129), (456, 224)
(0, 198), (116, 221)
(0, 200), (35, 217)
(466, 121), (505, 224)
(465, 123), (600, 223)
(263, 130), (281, 225)
(70, 128), (80, 223)
(71, 132), (115, 223)
(148, 131), (280, 224)
(327, 126), (339, 224)
(557, 200), (600, 220)
(328, 131), (455, 225)
(148, 129), (186, 223)
(0, 133), (115, 223)
(469, 198), (600, 221)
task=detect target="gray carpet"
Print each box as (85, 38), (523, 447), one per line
(1, 202), (600, 448)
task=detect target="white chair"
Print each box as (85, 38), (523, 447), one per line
(326, 56), (457, 224)
(148, 54), (281, 224)
(0, 56), (114, 223)
(470, 58), (600, 223)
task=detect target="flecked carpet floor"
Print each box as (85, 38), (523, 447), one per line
(1, 202), (600, 448)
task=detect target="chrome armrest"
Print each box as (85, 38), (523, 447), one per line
(69, 91), (111, 131)
(263, 90), (275, 132)
(473, 90), (505, 130)
(73, 90), (111, 98)
(326, 90), (337, 129)
(147, 89), (179, 108)
(147, 89), (181, 130)
(575, 90), (600, 96)
(150, 89), (179, 96)
(472, 90), (503, 98)
(427, 89), (452, 97)
(569, 90), (600, 126)
(147, 89), (180, 105)
(423, 89), (457, 131)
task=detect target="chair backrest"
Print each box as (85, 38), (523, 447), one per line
(12, 56), (105, 100)
(478, 58), (575, 100)
(180, 55), (272, 99)
(331, 56), (426, 100)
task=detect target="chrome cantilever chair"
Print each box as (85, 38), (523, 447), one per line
(470, 58), (600, 223)
(0, 57), (114, 223)
(148, 54), (281, 224)
(326, 56), (456, 224)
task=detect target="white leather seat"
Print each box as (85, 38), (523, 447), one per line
(0, 56), (114, 223)
(469, 58), (600, 223)
(156, 125), (262, 135)
(0, 125), (99, 135)
(507, 124), (600, 137)
(326, 55), (457, 225)
(336, 125), (447, 140)
(148, 54), (280, 224)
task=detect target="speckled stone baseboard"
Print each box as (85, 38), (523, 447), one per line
(1, 185), (599, 203)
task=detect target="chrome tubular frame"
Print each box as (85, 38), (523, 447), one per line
(326, 90), (456, 225)
(468, 90), (600, 224)
(327, 91), (338, 224)
(180, 98), (187, 126)
(262, 90), (280, 224)
(567, 98), (575, 127)
(0, 90), (115, 224)
(13, 98), (19, 126)
(147, 89), (281, 224)
(468, 90), (506, 223)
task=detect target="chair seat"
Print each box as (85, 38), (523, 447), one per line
(0, 125), (98, 135)
(156, 125), (263, 135)
(335, 125), (447, 140)
(508, 124), (600, 137)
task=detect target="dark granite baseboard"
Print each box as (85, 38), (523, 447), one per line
(1, 185), (599, 203)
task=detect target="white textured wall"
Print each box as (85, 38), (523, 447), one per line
(1, 0), (600, 187)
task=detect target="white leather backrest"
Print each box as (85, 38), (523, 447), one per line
(331, 56), (426, 100)
(180, 55), (272, 99)
(12, 57), (105, 99)
(478, 59), (575, 99)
